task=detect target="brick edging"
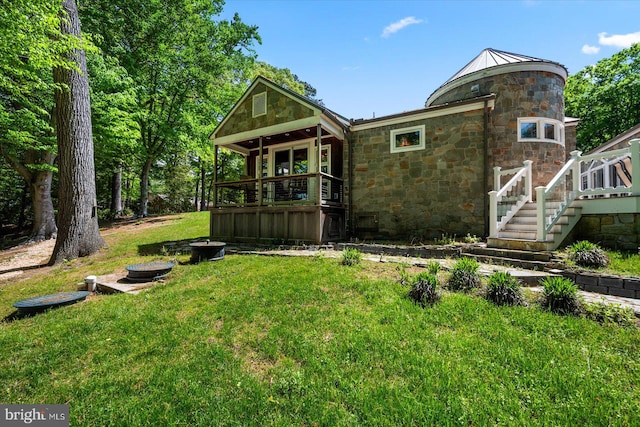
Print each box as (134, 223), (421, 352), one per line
(559, 270), (640, 299)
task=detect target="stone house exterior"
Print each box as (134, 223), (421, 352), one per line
(210, 48), (584, 244)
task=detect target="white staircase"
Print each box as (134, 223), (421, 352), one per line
(488, 201), (582, 251)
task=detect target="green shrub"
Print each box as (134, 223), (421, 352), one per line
(486, 271), (524, 306)
(463, 233), (481, 244)
(583, 301), (636, 327)
(408, 272), (441, 307)
(569, 240), (609, 268)
(427, 260), (441, 275)
(447, 257), (481, 292)
(341, 247), (362, 266)
(434, 233), (456, 245)
(397, 263), (410, 286)
(540, 276), (581, 315)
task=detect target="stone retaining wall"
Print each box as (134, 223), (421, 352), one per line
(561, 270), (640, 299)
(573, 213), (640, 251)
(335, 243), (462, 259)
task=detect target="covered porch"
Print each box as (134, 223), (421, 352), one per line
(209, 77), (348, 244)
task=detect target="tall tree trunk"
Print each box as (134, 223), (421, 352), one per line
(2, 149), (58, 241)
(199, 160), (206, 211)
(30, 169), (57, 241)
(194, 173), (200, 211)
(111, 164), (122, 217)
(49, 0), (104, 265)
(139, 157), (153, 217)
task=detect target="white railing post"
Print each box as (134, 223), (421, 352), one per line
(630, 138), (640, 196)
(570, 150), (581, 197)
(535, 186), (546, 241)
(523, 160), (533, 202)
(489, 190), (498, 238)
(493, 166), (501, 191)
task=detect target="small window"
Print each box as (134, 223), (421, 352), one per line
(520, 122), (537, 139)
(517, 117), (564, 146)
(390, 125), (425, 153)
(252, 92), (266, 117)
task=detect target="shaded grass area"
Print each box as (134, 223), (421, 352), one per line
(0, 212), (639, 425)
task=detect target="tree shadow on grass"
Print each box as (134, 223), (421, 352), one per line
(137, 236), (209, 257)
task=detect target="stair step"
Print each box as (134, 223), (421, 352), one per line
(487, 237), (557, 252)
(465, 246), (553, 262)
(497, 230), (559, 241)
(462, 253), (549, 275)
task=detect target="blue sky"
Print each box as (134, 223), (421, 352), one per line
(221, 0), (640, 120)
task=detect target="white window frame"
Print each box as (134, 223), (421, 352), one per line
(517, 117), (564, 146)
(390, 125), (426, 153)
(252, 92), (267, 118)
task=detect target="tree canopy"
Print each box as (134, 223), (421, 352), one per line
(565, 43), (640, 152)
(80, 0), (261, 216)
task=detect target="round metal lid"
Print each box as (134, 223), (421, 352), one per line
(13, 291), (90, 312)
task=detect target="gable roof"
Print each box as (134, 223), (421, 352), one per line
(211, 76), (348, 144)
(587, 123), (640, 154)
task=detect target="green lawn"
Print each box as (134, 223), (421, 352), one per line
(1, 212), (639, 426)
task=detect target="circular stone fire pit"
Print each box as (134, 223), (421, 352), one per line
(13, 291), (90, 314)
(125, 261), (174, 282)
(189, 241), (226, 263)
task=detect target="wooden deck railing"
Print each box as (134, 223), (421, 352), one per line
(214, 173), (344, 208)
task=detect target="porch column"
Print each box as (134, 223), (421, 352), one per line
(258, 136), (264, 205)
(631, 138), (640, 196)
(317, 123), (322, 205)
(213, 145), (218, 208)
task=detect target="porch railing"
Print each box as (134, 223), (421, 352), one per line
(488, 160), (532, 238)
(535, 138), (639, 241)
(535, 150), (581, 242)
(214, 173), (344, 208)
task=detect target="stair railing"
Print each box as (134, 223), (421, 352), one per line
(488, 160), (532, 238)
(535, 150), (581, 242)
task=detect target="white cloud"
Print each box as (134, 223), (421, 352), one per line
(581, 44), (600, 55)
(597, 31), (640, 48)
(381, 16), (424, 38)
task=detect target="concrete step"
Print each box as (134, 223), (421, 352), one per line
(463, 253), (550, 276)
(465, 246), (554, 262)
(487, 237), (557, 252)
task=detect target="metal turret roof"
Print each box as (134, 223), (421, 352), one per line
(426, 48), (568, 107)
(445, 48), (556, 84)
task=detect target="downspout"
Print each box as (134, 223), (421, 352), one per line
(483, 99), (490, 238)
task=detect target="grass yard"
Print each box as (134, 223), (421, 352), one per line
(1, 212), (639, 426)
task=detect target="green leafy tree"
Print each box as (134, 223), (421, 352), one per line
(80, 0), (260, 216)
(565, 43), (640, 152)
(87, 52), (139, 217)
(250, 61), (321, 103)
(0, 0), (69, 240)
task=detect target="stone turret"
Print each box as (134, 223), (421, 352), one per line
(426, 48), (570, 189)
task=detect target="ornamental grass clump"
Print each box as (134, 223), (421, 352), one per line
(569, 240), (609, 269)
(540, 276), (581, 316)
(447, 257), (481, 292)
(341, 247), (362, 266)
(485, 271), (524, 306)
(407, 272), (441, 307)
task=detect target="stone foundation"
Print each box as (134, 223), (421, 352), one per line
(574, 213), (640, 251)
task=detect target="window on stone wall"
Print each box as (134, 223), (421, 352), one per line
(390, 125), (425, 153)
(517, 117), (564, 146)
